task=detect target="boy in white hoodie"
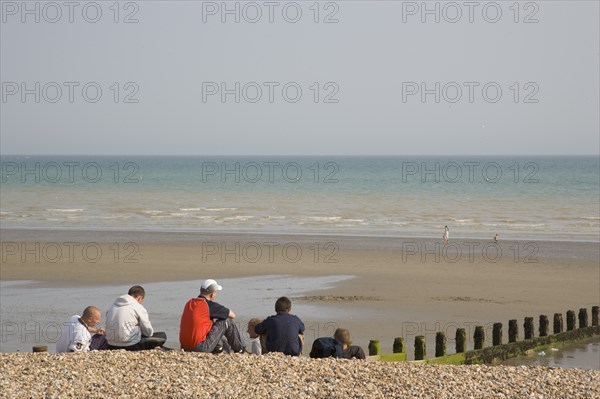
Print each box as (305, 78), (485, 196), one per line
(105, 285), (166, 350)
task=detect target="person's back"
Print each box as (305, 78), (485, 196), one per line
(334, 328), (365, 360)
(179, 279), (244, 354)
(247, 318), (263, 355)
(56, 306), (107, 353)
(56, 315), (92, 353)
(105, 285), (165, 350)
(309, 337), (343, 359)
(106, 295), (153, 346)
(255, 297), (304, 356)
(180, 296), (213, 350)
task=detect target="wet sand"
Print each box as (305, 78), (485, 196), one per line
(1, 228), (599, 357)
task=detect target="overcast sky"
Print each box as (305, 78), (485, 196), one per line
(1, 1), (598, 155)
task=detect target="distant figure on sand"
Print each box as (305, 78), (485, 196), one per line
(179, 279), (245, 353)
(255, 297), (305, 356)
(494, 233), (499, 243)
(56, 306), (108, 353)
(247, 318), (263, 355)
(334, 328), (366, 360)
(443, 226), (449, 244)
(105, 285), (166, 350)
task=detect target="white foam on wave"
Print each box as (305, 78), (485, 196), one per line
(510, 223), (547, 229)
(46, 208), (84, 212)
(450, 218), (475, 223)
(141, 210), (167, 215)
(222, 215), (255, 221)
(95, 215), (133, 220)
(306, 216), (342, 222)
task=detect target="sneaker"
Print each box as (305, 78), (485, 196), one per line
(212, 345), (224, 354)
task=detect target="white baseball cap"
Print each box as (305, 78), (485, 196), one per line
(201, 279), (223, 292)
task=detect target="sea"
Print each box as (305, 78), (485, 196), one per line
(1, 155), (598, 242)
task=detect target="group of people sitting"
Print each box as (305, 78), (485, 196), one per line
(57, 279), (365, 360)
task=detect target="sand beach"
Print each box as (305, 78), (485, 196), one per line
(1, 229), (598, 356)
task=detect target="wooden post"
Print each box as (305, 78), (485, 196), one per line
(435, 332), (446, 357)
(539, 315), (549, 337)
(393, 337), (405, 354)
(508, 319), (519, 343)
(592, 306), (599, 327)
(455, 328), (466, 353)
(566, 310), (576, 331)
(524, 317), (534, 339)
(553, 313), (563, 334)
(492, 323), (502, 346)
(368, 340), (381, 356)
(32, 346), (47, 352)
(578, 308), (588, 328)
(414, 336), (426, 360)
(473, 326), (485, 350)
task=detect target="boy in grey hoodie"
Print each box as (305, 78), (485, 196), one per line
(105, 285), (166, 350)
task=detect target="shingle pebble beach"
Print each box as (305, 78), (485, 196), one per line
(1, 351), (599, 399)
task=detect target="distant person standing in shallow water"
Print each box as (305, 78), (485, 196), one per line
(443, 226), (449, 244)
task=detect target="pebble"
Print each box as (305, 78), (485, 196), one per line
(0, 351), (598, 398)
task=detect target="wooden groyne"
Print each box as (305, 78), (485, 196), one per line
(370, 306), (599, 364)
(464, 326), (599, 364)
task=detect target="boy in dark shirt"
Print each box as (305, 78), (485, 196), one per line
(334, 328), (366, 360)
(254, 297), (305, 356)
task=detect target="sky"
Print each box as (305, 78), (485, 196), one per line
(1, 0), (599, 155)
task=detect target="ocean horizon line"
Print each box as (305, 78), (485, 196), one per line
(2, 154), (599, 158)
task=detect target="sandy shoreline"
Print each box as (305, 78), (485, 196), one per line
(1, 228), (599, 356)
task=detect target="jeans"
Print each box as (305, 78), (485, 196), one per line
(190, 319), (243, 353)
